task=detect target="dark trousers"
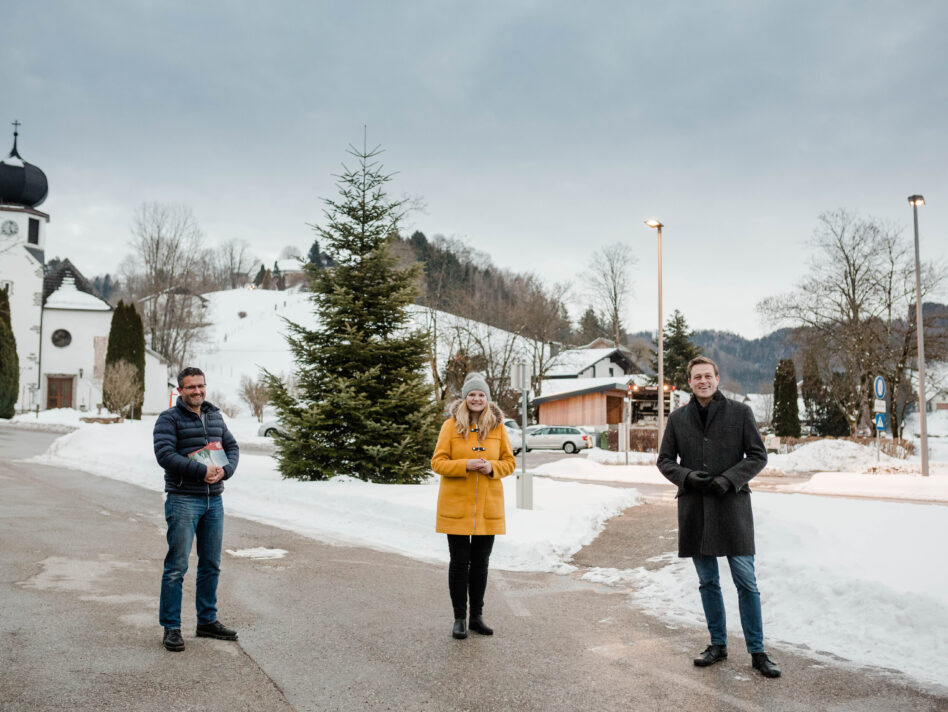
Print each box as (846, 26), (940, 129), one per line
(447, 534), (494, 619)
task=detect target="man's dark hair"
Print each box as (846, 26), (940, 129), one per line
(177, 367), (205, 388)
(687, 356), (719, 379)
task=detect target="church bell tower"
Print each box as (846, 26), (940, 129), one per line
(0, 121), (51, 410)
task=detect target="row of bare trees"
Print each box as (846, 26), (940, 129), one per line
(758, 209), (947, 436)
(113, 203), (257, 370)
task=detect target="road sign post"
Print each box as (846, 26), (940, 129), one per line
(511, 363), (533, 510)
(873, 377), (886, 463)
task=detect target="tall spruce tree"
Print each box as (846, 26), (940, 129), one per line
(307, 238), (324, 268)
(649, 309), (702, 391)
(772, 358), (801, 437)
(104, 301), (146, 418)
(800, 351), (822, 428)
(264, 142), (440, 483)
(0, 286), (19, 418)
(577, 307), (605, 344)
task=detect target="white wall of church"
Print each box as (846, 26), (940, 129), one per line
(40, 307), (112, 411)
(0, 243), (44, 411)
(144, 350), (171, 414)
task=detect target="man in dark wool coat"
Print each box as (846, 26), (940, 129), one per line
(657, 356), (781, 678)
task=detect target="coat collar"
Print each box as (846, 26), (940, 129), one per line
(688, 390), (725, 431)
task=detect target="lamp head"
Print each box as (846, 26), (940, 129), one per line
(908, 195), (925, 207)
(645, 219), (663, 229)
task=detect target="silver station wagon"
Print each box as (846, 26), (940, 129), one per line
(524, 426), (592, 454)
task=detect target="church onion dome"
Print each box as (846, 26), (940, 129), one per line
(0, 124), (49, 208)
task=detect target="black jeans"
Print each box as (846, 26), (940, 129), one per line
(447, 534), (494, 620)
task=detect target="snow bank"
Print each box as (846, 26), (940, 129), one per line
(586, 447), (658, 466)
(584, 492), (948, 688)
(4, 407), (112, 432)
(767, 439), (899, 474)
(11, 407), (92, 426)
(779, 471), (948, 502)
(29, 422), (639, 573)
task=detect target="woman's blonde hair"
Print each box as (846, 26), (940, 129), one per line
(454, 399), (499, 443)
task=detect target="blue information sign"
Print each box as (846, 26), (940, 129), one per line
(874, 413), (887, 431)
(874, 376), (886, 400)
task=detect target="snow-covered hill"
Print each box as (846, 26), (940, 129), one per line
(190, 287), (536, 416)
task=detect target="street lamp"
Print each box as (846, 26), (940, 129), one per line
(645, 219), (665, 445)
(908, 195), (929, 476)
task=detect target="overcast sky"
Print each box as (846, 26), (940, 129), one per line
(3, 1), (947, 338)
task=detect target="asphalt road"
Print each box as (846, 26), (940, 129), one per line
(1, 428), (945, 711)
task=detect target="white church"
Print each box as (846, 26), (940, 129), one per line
(0, 124), (170, 415)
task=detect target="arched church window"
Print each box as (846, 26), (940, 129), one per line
(51, 329), (72, 348)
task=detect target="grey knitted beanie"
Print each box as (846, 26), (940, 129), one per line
(461, 372), (491, 401)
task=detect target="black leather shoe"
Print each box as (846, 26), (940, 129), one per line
(196, 620), (238, 641)
(693, 644), (728, 667)
(452, 618), (468, 639)
(469, 615), (493, 636)
(752, 652), (782, 678)
(163, 628), (185, 652)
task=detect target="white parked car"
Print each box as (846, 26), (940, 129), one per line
(524, 426), (592, 454)
(505, 424), (525, 455)
(257, 419), (283, 437)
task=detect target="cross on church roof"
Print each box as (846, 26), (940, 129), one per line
(8, 120), (21, 158)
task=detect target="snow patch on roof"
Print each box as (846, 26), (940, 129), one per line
(547, 348), (621, 376)
(44, 277), (111, 311)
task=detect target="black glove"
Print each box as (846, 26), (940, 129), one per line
(685, 471), (711, 492)
(706, 475), (732, 497)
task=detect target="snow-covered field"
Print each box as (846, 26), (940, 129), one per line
(584, 492), (948, 689)
(27, 420), (638, 574)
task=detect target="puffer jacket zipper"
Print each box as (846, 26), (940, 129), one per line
(200, 410), (210, 496)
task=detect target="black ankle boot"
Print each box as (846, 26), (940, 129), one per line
(452, 618), (468, 639)
(469, 615), (493, 635)
(752, 652), (781, 678)
(162, 628), (185, 652)
(693, 644), (727, 667)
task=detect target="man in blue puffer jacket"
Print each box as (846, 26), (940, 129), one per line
(154, 366), (240, 652)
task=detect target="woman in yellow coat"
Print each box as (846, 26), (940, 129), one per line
(431, 372), (516, 640)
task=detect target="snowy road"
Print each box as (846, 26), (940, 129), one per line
(2, 430), (946, 711)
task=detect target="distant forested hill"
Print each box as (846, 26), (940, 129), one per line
(628, 328), (800, 394)
(692, 328), (799, 393)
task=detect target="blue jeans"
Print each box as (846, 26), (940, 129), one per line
(692, 555), (764, 653)
(159, 494), (224, 630)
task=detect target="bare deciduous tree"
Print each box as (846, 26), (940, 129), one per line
(758, 210), (947, 436)
(506, 275), (572, 397)
(122, 202), (211, 370)
(102, 361), (143, 420)
(240, 375), (269, 422)
(214, 239), (255, 289)
(583, 243), (636, 348)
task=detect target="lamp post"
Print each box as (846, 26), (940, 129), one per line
(908, 195), (929, 476)
(645, 219), (665, 445)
